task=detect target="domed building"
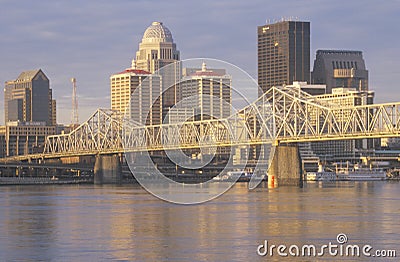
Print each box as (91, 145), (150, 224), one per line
(134, 21), (181, 123)
(135, 22), (180, 66)
(141, 21), (174, 44)
(111, 22), (181, 126)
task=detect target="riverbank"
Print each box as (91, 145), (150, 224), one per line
(0, 177), (93, 185)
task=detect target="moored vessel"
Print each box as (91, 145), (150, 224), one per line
(305, 163), (387, 181)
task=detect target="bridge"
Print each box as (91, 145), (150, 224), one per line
(3, 86), (400, 185)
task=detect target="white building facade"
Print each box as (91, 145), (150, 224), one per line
(181, 63), (232, 121)
(110, 68), (162, 125)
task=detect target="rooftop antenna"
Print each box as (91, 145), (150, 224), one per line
(71, 78), (79, 125)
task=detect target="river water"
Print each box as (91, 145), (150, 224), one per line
(0, 181), (399, 261)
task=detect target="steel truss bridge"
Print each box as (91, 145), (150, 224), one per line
(8, 86), (400, 161)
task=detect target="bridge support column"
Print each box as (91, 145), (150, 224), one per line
(94, 154), (122, 184)
(268, 144), (302, 187)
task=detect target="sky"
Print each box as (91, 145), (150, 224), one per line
(0, 0), (399, 125)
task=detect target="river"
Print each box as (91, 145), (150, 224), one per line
(0, 181), (399, 261)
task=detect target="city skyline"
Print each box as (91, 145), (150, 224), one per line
(0, 0), (399, 125)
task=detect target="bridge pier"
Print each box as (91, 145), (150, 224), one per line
(94, 154), (122, 184)
(268, 144), (302, 187)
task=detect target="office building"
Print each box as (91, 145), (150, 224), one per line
(310, 87), (376, 160)
(110, 65), (162, 125)
(180, 62), (231, 121)
(257, 20), (310, 96)
(312, 50), (368, 93)
(7, 99), (24, 122)
(286, 81), (326, 96)
(182, 67), (226, 77)
(0, 121), (56, 157)
(134, 21), (181, 121)
(167, 107), (194, 124)
(51, 100), (57, 126)
(4, 69), (55, 125)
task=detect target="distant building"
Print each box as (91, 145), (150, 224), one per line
(285, 81), (326, 96)
(310, 87), (376, 160)
(110, 67), (162, 125)
(0, 121), (55, 157)
(167, 107), (194, 124)
(134, 21), (181, 121)
(312, 50), (368, 93)
(182, 67), (226, 77)
(181, 62), (232, 121)
(4, 69), (55, 125)
(257, 20), (310, 96)
(51, 100), (57, 126)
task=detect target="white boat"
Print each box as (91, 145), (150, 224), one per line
(305, 171), (336, 181)
(305, 163), (387, 181)
(212, 171), (257, 182)
(336, 165), (386, 181)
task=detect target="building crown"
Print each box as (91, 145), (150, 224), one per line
(142, 21), (173, 43)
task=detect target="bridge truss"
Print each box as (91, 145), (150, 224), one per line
(42, 86), (400, 157)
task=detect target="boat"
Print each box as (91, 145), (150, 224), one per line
(305, 171), (336, 181)
(305, 163), (387, 181)
(212, 171), (264, 182)
(336, 164), (387, 181)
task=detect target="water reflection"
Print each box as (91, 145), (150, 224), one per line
(0, 186), (58, 261)
(0, 182), (399, 261)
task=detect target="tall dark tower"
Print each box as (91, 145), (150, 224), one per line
(311, 50), (368, 93)
(257, 20), (310, 96)
(4, 69), (55, 125)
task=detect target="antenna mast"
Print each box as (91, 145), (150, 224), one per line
(71, 78), (79, 125)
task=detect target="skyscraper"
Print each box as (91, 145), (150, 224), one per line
(311, 50), (368, 93)
(257, 20), (310, 96)
(110, 65), (162, 125)
(2, 69), (56, 157)
(134, 22), (181, 120)
(180, 62), (232, 121)
(4, 69), (55, 125)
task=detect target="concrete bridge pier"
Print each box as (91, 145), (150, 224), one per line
(94, 154), (122, 184)
(268, 144), (302, 187)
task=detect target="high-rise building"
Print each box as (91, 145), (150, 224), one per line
(110, 65), (162, 125)
(257, 20), (310, 96)
(134, 21), (181, 121)
(311, 50), (368, 93)
(180, 62), (232, 121)
(51, 100), (57, 126)
(7, 99), (23, 122)
(4, 69), (55, 125)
